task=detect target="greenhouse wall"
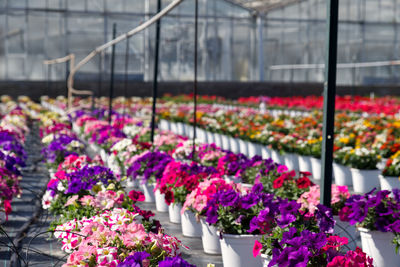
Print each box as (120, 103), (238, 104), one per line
(0, 0), (400, 86)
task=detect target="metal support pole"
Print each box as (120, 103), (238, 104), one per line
(321, 0), (339, 207)
(108, 23), (117, 124)
(257, 16), (265, 81)
(65, 60), (69, 99)
(192, 0), (199, 155)
(47, 65), (51, 96)
(150, 0), (162, 143)
(123, 38), (130, 119)
(97, 52), (103, 114)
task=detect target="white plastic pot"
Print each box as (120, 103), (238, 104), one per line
(351, 168), (380, 193)
(213, 133), (222, 147)
(100, 149), (108, 163)
(283, 153), (299, 171)
(333, 163), (352, 186)
(261, 146), (271, 159)
(170, 122), (178, 133)
(140, 183), (155, 203)
(333, 215), (357, 250)
(270, 149), (284, 165)
(221, 135), (230, 150)
(72, 123), (80, 134)
(181, 210), (202, 237)
(125, 178), (139, 189)
(206, 131), (214, 143)
(155, 189), (168, 212)
(201, 128), (209, 143)
(177, 122), (186, 135)
(261, 254), (271, 267)
(247, 142), (262, 158)
(359, 227), (400, 267)
(228, 137), (240, 154)
(240, 183), (253, 189)
(238, 139), (249, 156)
(159, 120), (169, 130)
(224, 175), (242, 183)
(220, 234), (263, 267)
(185, 124), (194, 138)
(197, 128), (207, 143)
(310, 157), (321, 180)
(200, 219), (221, 254)
(379, 174), (400, 192)
(298, 155), (312, 173)
(168, 203), (182, 224)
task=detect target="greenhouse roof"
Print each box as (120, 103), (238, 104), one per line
(228, 0), (302, 13)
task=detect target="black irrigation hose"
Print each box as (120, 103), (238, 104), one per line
(9, 124), (50, 267)
(9, 177), (48, 267)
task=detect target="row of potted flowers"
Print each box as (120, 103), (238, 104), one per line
(0, 96), (29, 221)
(56, 102), (392, 267)
(20, 98), (196, 267)
(164, 94), (400, 116)
(161, 119), (400, 195)
(52, 95), (399, 195)
(44, 96), (400, 193)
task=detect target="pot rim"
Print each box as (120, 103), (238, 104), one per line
(350, 168), (379, 172)
(261, 254), (271, 260)
(217, 232), (261, 238)
(379, 174), (399, 179)
(169, 203), (183, 208)
(358, 227), (396, 237)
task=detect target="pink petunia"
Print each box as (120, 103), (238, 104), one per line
(64, 195), (79, 207)
(252, 240), (263, 258)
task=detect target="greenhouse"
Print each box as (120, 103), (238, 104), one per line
(0, 0), (400, 267)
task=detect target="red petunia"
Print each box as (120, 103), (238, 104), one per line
(128, 190), (145, 202)
(273, 177), (285, 189)
(165, 191), (175, 205)
(296, 177), (312, 189)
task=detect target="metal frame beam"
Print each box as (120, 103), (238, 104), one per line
(321, 0), (339, 207)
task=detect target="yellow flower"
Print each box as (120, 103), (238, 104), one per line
(339, 137), (349, 144)
(308, 139), (318, 144)
(363, 121), (373, 128)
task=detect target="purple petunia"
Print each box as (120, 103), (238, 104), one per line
(218, 189), (239, 207)
(343, 188), (400, 233)
(158, 256), (195, 267)
(277, 213), (297, 228)
(65, 165), (116, 194)
(315, 204), (335, 234)
(117, 251), (150, 267)
(127, 151), (173, 183)
(241, 193), (260, 210)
